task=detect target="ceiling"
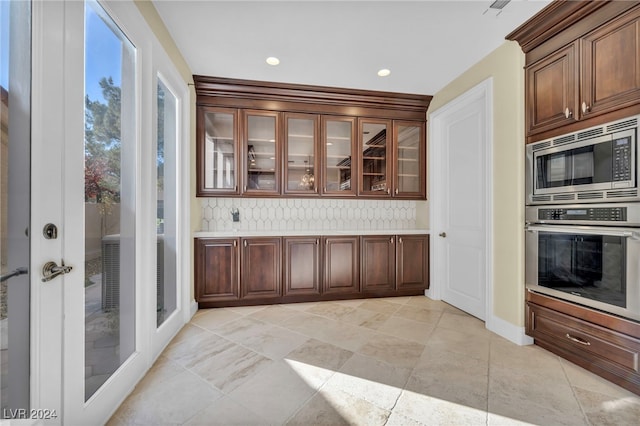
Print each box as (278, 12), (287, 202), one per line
(153, 0), (552, 96)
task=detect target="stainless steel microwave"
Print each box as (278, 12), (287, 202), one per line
(526, 115), (639, 205)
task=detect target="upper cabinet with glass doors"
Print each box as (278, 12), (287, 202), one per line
(394, 121), (426, 198)
(197, 107), (239, 196)
(285, 113), (319, 195)
(359, 119), (391, 196)
(194, 76), (431, 199)
(243, 110), (280, 195)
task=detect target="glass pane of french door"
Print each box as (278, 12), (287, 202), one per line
(1, 0), (31, 416)
(156, 79), (177, 327)
(83, 0), (136, 401)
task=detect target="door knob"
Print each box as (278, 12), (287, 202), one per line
(439, 232), (447, 238)
(42, 260), (73, 282)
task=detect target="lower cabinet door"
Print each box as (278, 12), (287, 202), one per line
(397, 235), (429, 290)
(195, 238), (240, 302)
(284, 237), (321, 296)
(241, 237), (282, 299)
(361, 236), (396, 293)
(323, 236), (360, 294)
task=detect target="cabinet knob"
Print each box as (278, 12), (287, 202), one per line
(399, 237), (403, 244)
(244, 240), (248, 247)
(390, 237), (394, 244)
(581, 102), (590, 114)
(395, 188), (399, 195)
(564, 108), (573, 119)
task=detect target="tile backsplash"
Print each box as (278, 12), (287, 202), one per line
(201, 198), (417, 232)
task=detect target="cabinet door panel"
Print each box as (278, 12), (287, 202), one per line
(284, 237), (321, 296)
(397, 235), (429, 290)
(322, 116), (357, 196)
(394, 121), (425, 198)
(361, 236), (395, 292)
(323, 236), (359, 294)
(284, 114), (319, 195)
(195, 238), (240, 301)
(242, 238), (282, 299)
(359, 119), (391, 196)
(197, 107), (239, 195)
(243, 110), (280, 195)
(526, 43), (578, 136)
(582, 7), (640, 118)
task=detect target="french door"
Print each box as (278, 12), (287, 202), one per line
(28, 0), (188, 423)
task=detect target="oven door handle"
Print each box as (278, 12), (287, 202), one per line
(525, 225), (640, 239)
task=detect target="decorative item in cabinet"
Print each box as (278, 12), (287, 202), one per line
(284, 113), (319, 195)
(359, 119), (391, 196)
(243, 110), (280, 194)
(323, 116), (357, 196)
(394, 121), (426, 198)
(197, 107), (239, 196)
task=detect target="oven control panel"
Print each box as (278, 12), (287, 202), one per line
(538, 207), (627, 221)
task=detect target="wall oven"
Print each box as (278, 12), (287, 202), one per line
(525, 204), (640, 321)
(526, 115), (639, 205)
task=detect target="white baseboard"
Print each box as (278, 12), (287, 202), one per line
(486, 314), (533, 346)
(189, 300), (198, 319)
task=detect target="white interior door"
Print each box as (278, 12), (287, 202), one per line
(32, 1), (148, 423)
(429, 79), (493, 321)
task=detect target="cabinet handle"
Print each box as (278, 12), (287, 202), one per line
(243, 185), (247, 192)
(566, 333), (591, 346)
(390, 237), (394, 244)
(564, 108), (573, 119)
(387, 188), (391, 195)
(233, 240), (237, 247)
(395, 188), (399, 195)
(399, 237), (403, 244)
(316, 239), (319, 245)
(244, 240), (247, 248)
(581, 102), (590, 114)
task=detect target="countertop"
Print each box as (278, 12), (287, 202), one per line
(194, 229), (430, 238)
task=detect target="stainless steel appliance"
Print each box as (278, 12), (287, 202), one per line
(525, 203), (640, 321)
(526, 115), (639, 205)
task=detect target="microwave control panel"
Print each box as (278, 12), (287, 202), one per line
(538, 207), (627, 222)
(613, 136), (632, 181)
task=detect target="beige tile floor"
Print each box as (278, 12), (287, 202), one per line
(108, 296), (640, 425)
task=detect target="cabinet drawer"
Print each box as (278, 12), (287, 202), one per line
(528, 303), (640, 373)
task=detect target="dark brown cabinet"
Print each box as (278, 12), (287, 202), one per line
(526, 43), (578, 135)
(323, 236), (360, 295)
(581, 8), (640, 119)
(194, 238), (240, 302)
(526, 291), (640, 395)
(361, 236), (396, 293)
(509, 2), (640, 143)
(195, 233), (428, 308)
(284, 237), (321, 296)
(241, 237), (281, 299)
(194, 76), (430, 199)
(397, 235), (429, 290)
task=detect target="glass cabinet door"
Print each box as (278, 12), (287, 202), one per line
(244, 110), (280, 194)
(198, 107), (238, 195)
(284, 113), (318, 194)
(394, 121), (425, 197)
(360, 119), (391, 195)
(323, 116), (356, 195)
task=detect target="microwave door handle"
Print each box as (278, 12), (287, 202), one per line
(525, 225), (637, 239)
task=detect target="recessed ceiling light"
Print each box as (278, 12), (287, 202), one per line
(377, 69), (391, 77)
(266, 57), (280, 66)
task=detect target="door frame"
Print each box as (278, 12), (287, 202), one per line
(427, 78), (494, 326)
